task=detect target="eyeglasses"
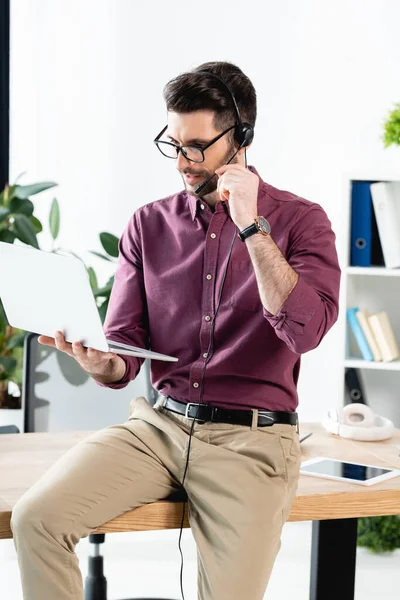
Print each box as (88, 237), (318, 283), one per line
(153, 125), (235, 163)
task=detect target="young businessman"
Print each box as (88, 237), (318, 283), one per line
(11, 61), (341, 600)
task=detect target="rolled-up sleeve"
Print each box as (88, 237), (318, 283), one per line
(95, 211), (149, 389)
(263, 205), (341, 354)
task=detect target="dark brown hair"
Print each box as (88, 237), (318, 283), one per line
(163, 61), (257, 134)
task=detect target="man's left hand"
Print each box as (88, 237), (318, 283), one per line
(215, 164), (259, 231)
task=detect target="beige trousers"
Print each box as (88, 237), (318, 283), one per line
(11, 395), (301, 600)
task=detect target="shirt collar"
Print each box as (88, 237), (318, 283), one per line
(187, 165), (262, 221)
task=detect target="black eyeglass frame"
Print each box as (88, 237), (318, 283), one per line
(153, 124), (236, 163)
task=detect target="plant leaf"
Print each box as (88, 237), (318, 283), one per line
(93, 281), (113, 297)
(6, 332), (26, 349)
(99, 232), (119, 258)
(89, 250), (113, 262)
(54, 248), (82, 262)
(13, 172), (27, 184)
(0, 230), (16, 243)
(14, 181), (57, 200)
(0, 297), (7, 334)
(0, 356), (17, 375)
(87, 266), (98, 291)
(49, 198), (60, 240)
(94, 275), (114, 297)
(98, 298), (109, 324)
(9, 197), (34, 216)
(30, 216), (43, 234)
(0, 206), (10, 222)
(383, 102), (400, 148)
(13, 214), (39, 248)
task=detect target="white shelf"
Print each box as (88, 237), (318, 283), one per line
(344, 358), (400, 371)
(344, 171), (400, 183)
(346, 266), (400, 277)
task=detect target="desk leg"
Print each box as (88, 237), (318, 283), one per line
(309, 518), (358, 600)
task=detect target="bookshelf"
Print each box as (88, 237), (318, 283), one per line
(341, 173), (400, 427)
(344, 358), (400, 371)
(346, 266), (400, 277)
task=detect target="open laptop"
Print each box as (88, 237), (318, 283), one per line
(0, 242), (178, 362)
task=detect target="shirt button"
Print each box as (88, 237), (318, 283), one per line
(210, 233), (216, 239)
(206, 274), (212, 280)
(203, 353), (208, 358)
(205, 315), (211, 322)
(193, 382), (199, 388)
(200, 204), (205, 210)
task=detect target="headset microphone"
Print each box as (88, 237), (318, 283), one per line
(193, 144), (244, 195)
(193, 172), (216, 196)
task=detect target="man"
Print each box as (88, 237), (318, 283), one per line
(11, 61), (341, 600)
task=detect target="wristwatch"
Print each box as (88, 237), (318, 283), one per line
(238, 216), (271, 242)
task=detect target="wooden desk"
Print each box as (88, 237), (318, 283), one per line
(1, 423), (400, 600)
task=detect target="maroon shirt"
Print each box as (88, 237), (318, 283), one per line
(96, 166), (341, 412)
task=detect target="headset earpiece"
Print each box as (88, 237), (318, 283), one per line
(235, 123), (254, 148)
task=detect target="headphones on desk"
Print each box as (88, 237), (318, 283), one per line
(322, 403), (395, 441)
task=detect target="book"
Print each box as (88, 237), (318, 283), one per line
(355, 308), (382, 361)
(346, 307), (373, 361)
(370, 182), (400, 269)
(367, 311), (400, 362)
(350, 181), (384, 267)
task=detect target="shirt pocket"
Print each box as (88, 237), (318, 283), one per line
(229, 259), (262, 313)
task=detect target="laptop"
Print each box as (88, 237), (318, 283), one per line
(0, 242), (178, 362)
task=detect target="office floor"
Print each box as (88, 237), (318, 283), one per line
(1, 521), (399, 599)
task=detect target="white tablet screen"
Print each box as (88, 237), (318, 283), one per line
(301, 459), (392, 481)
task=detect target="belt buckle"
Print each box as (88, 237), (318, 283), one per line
(185, 402), (207, 421)
(258, 413), (275, 426)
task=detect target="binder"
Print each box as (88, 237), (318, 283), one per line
(345, 368), (367, 404)
(370, 182), (400, 269)
(346, 307), (374, 361)
(350, 181), (384, 267)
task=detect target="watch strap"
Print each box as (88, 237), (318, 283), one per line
(238, 223), (258, 242)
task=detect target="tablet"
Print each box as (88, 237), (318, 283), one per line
(300, 457), (400, 486)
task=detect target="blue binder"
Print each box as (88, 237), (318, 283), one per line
(350, 181), (384, 267)
(346, 307), (373, 361)
(351, 181), (374, 267)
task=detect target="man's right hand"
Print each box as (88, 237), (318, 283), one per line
(38, 331), (126, 383)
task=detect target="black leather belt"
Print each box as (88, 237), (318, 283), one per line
(162, 396), (298, 427)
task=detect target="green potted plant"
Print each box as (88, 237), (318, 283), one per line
(383, 102), (400, 148)
(0, 176), (120, 411)
(358, 515), (400, 553)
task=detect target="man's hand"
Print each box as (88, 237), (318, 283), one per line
(38, 331), (126, 383)
(215, 164), (259, 231)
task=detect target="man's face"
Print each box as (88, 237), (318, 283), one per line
(165, 110), (237, 197)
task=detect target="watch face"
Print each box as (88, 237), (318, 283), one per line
(257, 216), (271, 234)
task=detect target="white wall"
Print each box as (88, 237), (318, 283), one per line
(10, 0), (400, 421)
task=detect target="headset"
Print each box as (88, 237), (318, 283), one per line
(193, 70), (254, 195)
(322, 403), (394, 441)
(176, 70), (253, 600)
